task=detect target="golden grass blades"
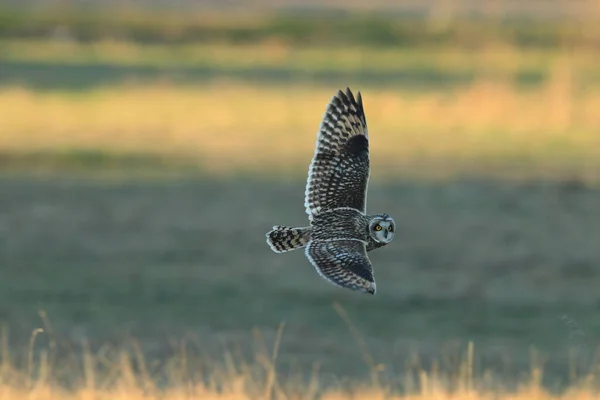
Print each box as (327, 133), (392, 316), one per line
(1, 338), (600, 399)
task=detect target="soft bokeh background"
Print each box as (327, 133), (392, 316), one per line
(1, 0), (600, 398)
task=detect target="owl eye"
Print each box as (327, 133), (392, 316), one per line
(388, 226), (394, 232)
(375, 225), (382, 231)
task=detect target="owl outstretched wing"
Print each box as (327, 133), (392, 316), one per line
(305, 239), (376, 294)
(304, 88), (370, 220)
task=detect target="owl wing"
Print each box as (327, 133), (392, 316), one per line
(305, 239), (376, 294)
(304, 88), (370, 221)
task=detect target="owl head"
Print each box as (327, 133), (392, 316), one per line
(368, 214), (396, 244)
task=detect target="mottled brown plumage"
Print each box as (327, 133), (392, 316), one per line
(266, 88), (396, 295)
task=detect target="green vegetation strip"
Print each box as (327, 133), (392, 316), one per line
(1, 150), (598, 186)
(1, 7), (600, 48)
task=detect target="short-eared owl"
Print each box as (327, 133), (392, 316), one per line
(266, 88), (395, 295)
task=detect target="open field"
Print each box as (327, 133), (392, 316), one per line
(2, 176), (600, 391)
(1, 80), (599, 183)
(2, 4), (600, 397)
(1, 30), (599, 183)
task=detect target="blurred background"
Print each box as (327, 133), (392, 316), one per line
(1, 0), (600, 395)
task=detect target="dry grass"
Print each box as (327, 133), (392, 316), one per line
(3, 378), (600, 400)
(1, 335), (600, 400)
(1, 64), (599, 181)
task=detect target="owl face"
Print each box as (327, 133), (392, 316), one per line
(369, 215), (396, 244)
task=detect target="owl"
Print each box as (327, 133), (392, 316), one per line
(266, 87), (396, 295)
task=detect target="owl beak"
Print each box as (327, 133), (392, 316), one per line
(384, 230), (389, 240)
(366, 282), (376, 295)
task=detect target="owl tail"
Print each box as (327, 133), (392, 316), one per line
(266, 226), (311, 253)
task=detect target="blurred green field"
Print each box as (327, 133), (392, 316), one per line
(2, 3), (600, 398)
(2, 5), (600, 91)
(1, 175), (600, 391)
(2, 40), (600, 91)
(2, 6), (600, 47)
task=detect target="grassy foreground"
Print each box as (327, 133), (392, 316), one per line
(1, 329), (599, 400)
(1, 77), (599, 182)
(2, 364), (600, 400)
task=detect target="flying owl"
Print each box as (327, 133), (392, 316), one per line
(266, 87), (396, 295)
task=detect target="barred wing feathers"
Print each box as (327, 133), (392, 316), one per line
(304, 88), (370, 220)
(305, 239), (376, 294)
